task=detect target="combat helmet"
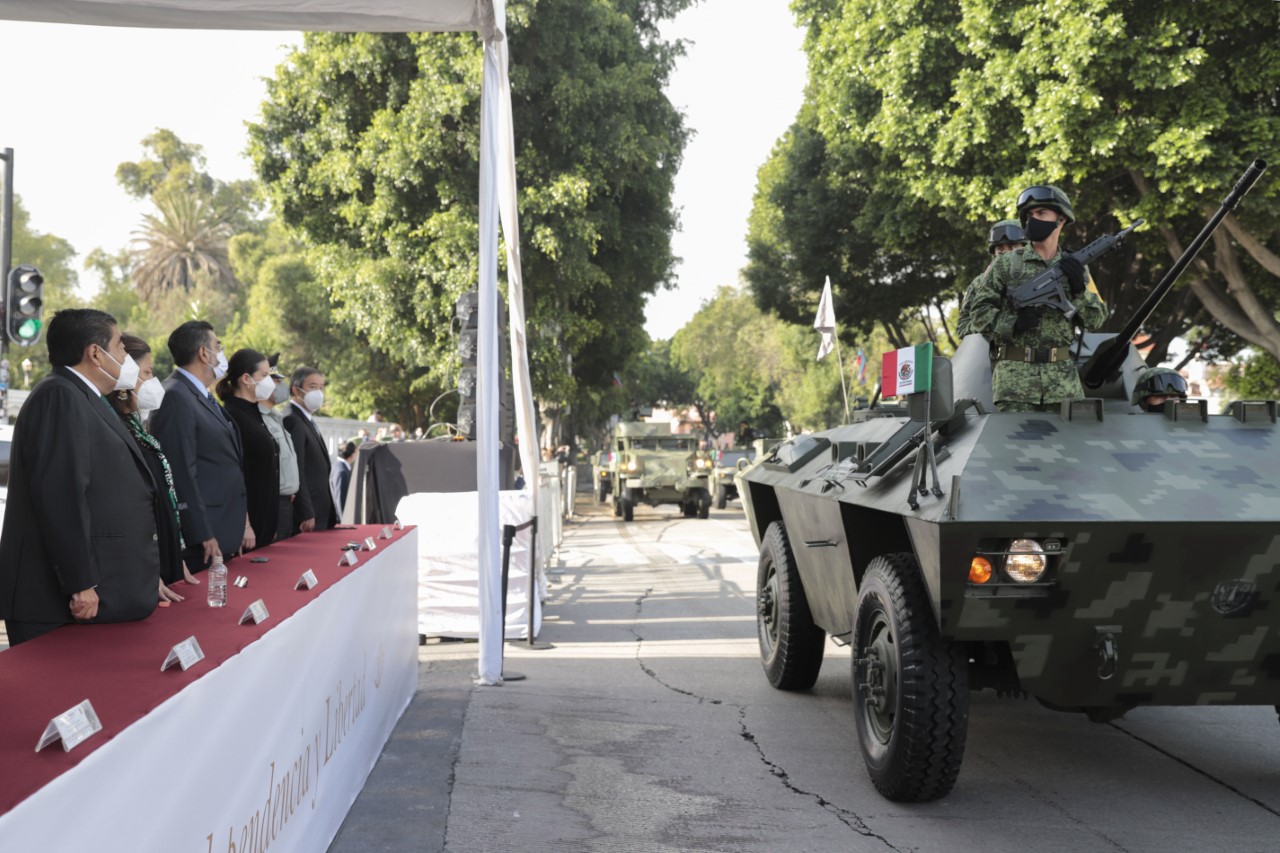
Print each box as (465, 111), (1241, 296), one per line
(1016, 185), (1075, 226)
(987, 219), (1026, 254)
(1130, 366), (1189, 410)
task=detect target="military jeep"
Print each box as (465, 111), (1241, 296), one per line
(711, 448), (754, 509)
(591, 450), (615, 502)
(610, 422), (712, 521)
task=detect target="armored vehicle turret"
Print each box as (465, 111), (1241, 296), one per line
(609, 421), (713, 521)
(742, 160), (1273, 802)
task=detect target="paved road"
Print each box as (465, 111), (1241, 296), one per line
(337, 497), (1280, 852)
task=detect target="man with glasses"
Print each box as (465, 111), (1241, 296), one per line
(967, 185), (1108, 412)
(956, 219), (1027, 338)
(1130, 367), (1189, 413)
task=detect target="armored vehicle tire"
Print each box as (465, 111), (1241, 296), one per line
(681, 502), (696, 518)
(697, 490), (711, 519)
(598, 484), (608, 503)
(757, 521), (825, 690)
(852, 553), (968, 803)
(714, 485), (727, 510)
(612, 497), (621, 517)
(620, 497), (634, 522)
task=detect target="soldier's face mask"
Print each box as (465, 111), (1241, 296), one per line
(1024, 214), (1061, 243)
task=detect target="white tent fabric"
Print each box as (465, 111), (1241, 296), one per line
(0, 0), (537, 686)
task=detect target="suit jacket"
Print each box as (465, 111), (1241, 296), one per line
(150, 372), (247, 559)
(223, 397), (281, 547)
(284, 402), (338, 530)
(0, 367), (162, 624)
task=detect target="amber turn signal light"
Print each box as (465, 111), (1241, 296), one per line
(968, 556), (993, 584)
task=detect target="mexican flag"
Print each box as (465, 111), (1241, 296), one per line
(881, 343), (933, 397)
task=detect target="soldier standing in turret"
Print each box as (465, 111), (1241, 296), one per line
(956, 219), (1026, 338)
(968, 185), (1108, 412)
(1130, 366), (1189, 413)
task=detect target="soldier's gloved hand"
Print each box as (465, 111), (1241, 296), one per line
(1014, 306), (1041, 333)
(1059, 255), (1086, 296)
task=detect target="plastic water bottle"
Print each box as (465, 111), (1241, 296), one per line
(207, 556), (227, 608)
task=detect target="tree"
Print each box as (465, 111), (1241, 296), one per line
(796, 0), (1279, 367)
(248, 0), (693, 430)
(128, 188), (238, 301)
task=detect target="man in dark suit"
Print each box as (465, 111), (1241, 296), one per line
(285, 366), (339, 532)
(0, 309), (163, 645)
(150, 320), (250, 570)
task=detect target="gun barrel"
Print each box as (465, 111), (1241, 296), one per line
(1083, 159), (1268, 388)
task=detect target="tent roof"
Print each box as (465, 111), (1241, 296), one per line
(0, 0), (499, 37)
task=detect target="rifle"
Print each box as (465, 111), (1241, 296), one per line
(1007, 219), (1145, 319)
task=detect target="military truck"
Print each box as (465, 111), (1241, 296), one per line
(711, 448), (753, 509)
(610, 421), (713, 521)
(591, 450), (614, 502)
(741, 160), (1274, 803)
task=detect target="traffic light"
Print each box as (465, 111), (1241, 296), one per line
(7, 264), (44, 346)
(456, 290), (478, 440)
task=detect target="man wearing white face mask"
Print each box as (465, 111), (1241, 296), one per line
(0, 309), (163, 644)
(285, 366), (339, 532)
(151, 320), (250, 571)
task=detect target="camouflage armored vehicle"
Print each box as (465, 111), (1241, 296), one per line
(591, 450), (615, 502)
(741, 161), (1274, 802)
(610, 421), (712, 521)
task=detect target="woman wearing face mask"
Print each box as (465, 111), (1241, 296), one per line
(216, 349), (280, 550)
(106, 334), (200, 600)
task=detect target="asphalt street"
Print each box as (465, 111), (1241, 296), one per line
(332, 495), (1280, 853)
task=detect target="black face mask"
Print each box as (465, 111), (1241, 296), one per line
(1025, 216), (1060, 243)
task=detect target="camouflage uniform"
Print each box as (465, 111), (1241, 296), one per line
(955, 270), (988, 338)
(968, 243), (1107, 411)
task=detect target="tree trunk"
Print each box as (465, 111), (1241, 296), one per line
(934, 297), (958, 349)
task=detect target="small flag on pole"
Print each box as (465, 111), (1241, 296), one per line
(881, 343), (933, 397)
(854, 347), (867, 384)
(814, 276), (837, 361)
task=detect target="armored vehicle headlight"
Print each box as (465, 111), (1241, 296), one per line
(1005, 539), (1047, 583)
(968, 557), (993, 584)
(694, 458), (707, 469)
(627, 459), (639, 472)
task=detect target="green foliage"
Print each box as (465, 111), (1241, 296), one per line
(248, 0), (692, 430)
(761, 0), (1280, 365)
(1224, 353), (1280, 401)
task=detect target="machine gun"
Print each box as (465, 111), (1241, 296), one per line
(1007, 219), (1145, 319)
(1082, 158), (1268, 389)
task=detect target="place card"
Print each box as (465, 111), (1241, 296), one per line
(379, 526), (393, 540)
(338, 550), (359, 567)
(238, 599), (270, 625)
(161, 636), (205, 672)
(233, 575), (249, 588)
(35, 700), (102, 753)
(295, 569), (319, 590)
(394, 520), (404, 531)
(362, 537), (377, 551)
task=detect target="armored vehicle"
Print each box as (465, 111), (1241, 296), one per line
(742, 161), (1274, 802)
(610, 421), (712, 521)
(591, 450), (614, 502)
(711, 448), (753, 508)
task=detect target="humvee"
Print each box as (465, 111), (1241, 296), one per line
(610, 421), (712, 521)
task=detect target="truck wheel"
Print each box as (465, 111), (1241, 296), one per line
(620, 497), (634, 522)
(696, 489), (711, 519)
(756, 521), (825, 690)
(598, 484), (608, 503)
(714, 484), (727, 510)
(852, 553), (968, 802)
(612, 497), (621, 517)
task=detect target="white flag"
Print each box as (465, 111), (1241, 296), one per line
(814, 276), (837, 360)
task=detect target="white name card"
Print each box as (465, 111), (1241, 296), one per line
(233, 575), (249, 589)
(238, 599), (270, 625)
(379, 526), (393, 540)
(338, 550), (359, 567)
(36, 699), (102, 753)
(362, 537), (377, 551)
(394, 520), (404, 531)
(295, 569), (318, 590)
(161, 636), (205, 672)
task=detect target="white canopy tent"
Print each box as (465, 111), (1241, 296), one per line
(0, 0), (539, 685)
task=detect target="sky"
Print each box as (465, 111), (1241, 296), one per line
(0, 2), (808, 341)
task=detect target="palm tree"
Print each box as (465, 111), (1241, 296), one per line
(128, 189), (237, 301)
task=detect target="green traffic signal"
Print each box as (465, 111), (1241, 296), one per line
(18, 318), (40, 340)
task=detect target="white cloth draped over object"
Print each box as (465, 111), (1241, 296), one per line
(0, 0), (536, 686)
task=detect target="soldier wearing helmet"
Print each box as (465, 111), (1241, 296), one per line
(967, 185), (1109, 412)
(1130, 366), (1189, 413)
(956, 220), (1027, 338)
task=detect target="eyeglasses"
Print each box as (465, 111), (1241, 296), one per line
(1140, 374), (1188, 396)
(1017, 186), (1060, 209)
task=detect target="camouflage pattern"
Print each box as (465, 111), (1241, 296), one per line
(610, 422), (711, 510)
(954, 272), (985, 339)
(968, 243), (1107, 410)
(739, 393), (1280, 708)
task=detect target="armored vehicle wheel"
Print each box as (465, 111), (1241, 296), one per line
(681, 502), (696, 518)
(696, 489), (711, 519)
(620, 497), (634, 522)
(598, 484), (608, 503)
(757, 521), (825, 690)
(852, 553), (968, 802)
(612, 497), (621, 517)
(714, 484), (727, 510)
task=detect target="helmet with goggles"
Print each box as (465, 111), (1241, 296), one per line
(1016, 185), (1076, 226)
